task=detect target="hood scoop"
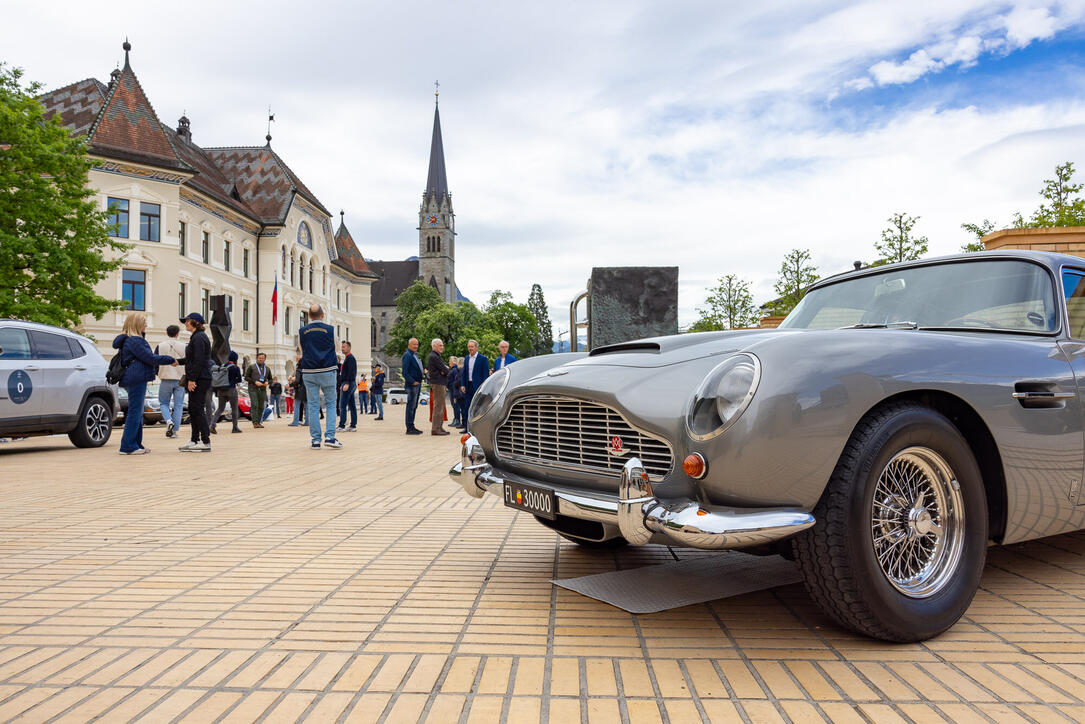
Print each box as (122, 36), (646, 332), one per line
(589, 341), (661, 356)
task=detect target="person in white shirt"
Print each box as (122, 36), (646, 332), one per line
(155, 325), (187, 438)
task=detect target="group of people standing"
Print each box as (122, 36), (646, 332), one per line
(332, 340), (387, 430)
(400, 337), (517, 436)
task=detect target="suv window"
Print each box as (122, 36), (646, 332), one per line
(67, 337), (87, 358)
(30, 330), (75, 360)
(0, 328), (32, 360)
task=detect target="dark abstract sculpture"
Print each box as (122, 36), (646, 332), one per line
(588, 267), (678, 349)
(209, 294), (233, 366)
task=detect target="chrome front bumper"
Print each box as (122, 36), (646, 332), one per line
(450, 436), (815, 550)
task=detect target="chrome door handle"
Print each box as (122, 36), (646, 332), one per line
(1011, 391), (1075, 399)
(74, 365), (87, 370)
(23, 365), (39, 371)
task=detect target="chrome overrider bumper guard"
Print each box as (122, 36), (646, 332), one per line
(449, 435), (815, 550)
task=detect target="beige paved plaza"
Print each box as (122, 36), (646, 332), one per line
(1, 410), (1085, 723)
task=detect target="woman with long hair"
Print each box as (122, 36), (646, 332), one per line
(112, 312), (177, 455)
(178, 312), (214, 452)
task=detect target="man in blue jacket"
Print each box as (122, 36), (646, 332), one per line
(460, 338), (490, 433)
(299, 304), (342, 449)
(337, 340), (358, 432)
(493, 340), (517, 371)
(401, 337), (425, 435)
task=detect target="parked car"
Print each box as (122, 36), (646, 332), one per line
(0, 319), (115, 447)
(451, 251), (1085, 642)
(387, 388), (429, 405)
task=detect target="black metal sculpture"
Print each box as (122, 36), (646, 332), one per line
(209, 294), (233, 366)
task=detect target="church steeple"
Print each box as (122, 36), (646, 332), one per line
(424, 100), (449, 204)
(418, 86), (455, 304)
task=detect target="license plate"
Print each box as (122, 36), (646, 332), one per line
(504, 481), (557, 520)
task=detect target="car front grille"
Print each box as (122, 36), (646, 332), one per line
(495, 396), (674, 480)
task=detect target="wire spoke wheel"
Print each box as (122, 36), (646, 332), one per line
(871, 446), (965, 598)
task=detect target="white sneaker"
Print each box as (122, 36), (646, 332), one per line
(324, 438), (343, 449)
(165, 421), (174, 436)
(347, 426), (357, 432)
(119, 448), (148, 455)
(179, 441), (211, 452)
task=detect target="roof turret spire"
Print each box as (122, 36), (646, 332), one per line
(122, 38), (131, 68)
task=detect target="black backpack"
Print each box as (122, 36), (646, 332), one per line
(106, 336), (129, 385)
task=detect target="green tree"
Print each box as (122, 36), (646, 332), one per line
(874, 212), (928, 266)
(772, 249), (819, 315)
(526, 283), (554, 355)
(1012, 162), (1085, 228)
(690, 274), (757, 331)
(960, 219), (996, 253)
(0, 63), (126, 328)
(483, 290), (538, 358)
(385, 281), (443, 356)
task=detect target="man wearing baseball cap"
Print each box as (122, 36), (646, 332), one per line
(178, 312), (214, 451)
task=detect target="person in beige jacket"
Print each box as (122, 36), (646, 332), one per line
(156, 325), (187, 438)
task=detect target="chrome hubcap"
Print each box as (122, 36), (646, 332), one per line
(871, 447), (964, 598)
(87, 403), (110, 442)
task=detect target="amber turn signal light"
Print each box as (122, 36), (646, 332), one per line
(460, 433), (471, 445)
(683, 453), (707, 479)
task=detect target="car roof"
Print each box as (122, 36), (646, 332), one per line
(0, 318), (87, 340)
(808, 249), (1085, 292)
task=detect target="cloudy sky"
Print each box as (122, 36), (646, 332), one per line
(6, 1), (1085, 333)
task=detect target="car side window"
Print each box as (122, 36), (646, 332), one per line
(67, 337), (87, 358)
(1063, 271), (1085, 339)
(30, 331), (75, 360)
(0, 328), (32, 360)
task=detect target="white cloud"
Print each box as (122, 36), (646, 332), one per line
(1004, 6), (1058, 46)
(870, 49), (943, 85)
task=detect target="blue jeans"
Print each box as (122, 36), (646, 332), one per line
(338, 388), (357, 428)
(372, 392), (383, 417)
(290, 399), (304, 425)
(120, 382), (147, 453)
(158, 379), (184, 430)
(304, 370), (338, 442)
(270, 394), (282, 417)
(359, 391), (369, 413)
(405, 384), (421, 430)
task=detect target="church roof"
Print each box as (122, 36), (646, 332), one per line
(368, 260), (420, 307)
(424, 102), (449, 204)
(161, 124), (257, 218)
(38, 77), (108, 137)
(202, 145), (330, 225)
(333, 214), (378, 279)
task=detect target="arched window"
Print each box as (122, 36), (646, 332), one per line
(371, 318), (377, 348)
(281, 246), (287, 278)
(309, 263), (314, 292)
(322, 266), (327, 294)
(290, 253), (296, 286)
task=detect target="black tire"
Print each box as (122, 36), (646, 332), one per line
(69, 396), (114, 448)
(792, 402), (987, 642)
(557, 532), (629, 549)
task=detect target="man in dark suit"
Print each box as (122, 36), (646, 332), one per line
(459, 338), (490, 432)
(493, 340), (517, 371)
(337, 340), (357, 431)
(401, 337), (425, 435)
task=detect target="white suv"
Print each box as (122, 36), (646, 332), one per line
(0, 320), (116, 447)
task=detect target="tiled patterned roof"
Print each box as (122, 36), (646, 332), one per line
(203, 146), (330, 225)
(39, 78), (108, 137)
(333, 217), (378, 278)
(368, 260), (421, 306)
(86, 61), (186, 170)
(161, 124), (258, 219)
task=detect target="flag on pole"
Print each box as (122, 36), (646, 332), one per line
(271, 277), (278, 325)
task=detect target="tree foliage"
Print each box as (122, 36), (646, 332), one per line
(0, 63), (126, 328)
(1011, 161), (1085, 228)
(771, 249), (819, 316)
(526, 283), (553, 355)
(874, 212), (928, 266)
(960, 219), (995, 253)
(690, 274), (757, 331)
(385, 282), (443, 356)
(483, 290), (538, 358)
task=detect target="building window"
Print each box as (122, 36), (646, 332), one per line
(337, 325), (341, 339)
(290, 256), (296, 286)
(322, 267), (327, 294)
(285, 307), (292, 334)
(227, 295), (233, 316)
(242, 299), (250, 331)
(121, 269), (145, 310)
(178, 221), (186, 256)
(201, 288), (209, 319)
(336, 289), (341, 309)
(224, 241), (231, 272)
(301, 310), (309, 328)
(139, 202), (161, 241)
(300, 261), (306, 291)
(309, 266), (314, 291)
(202, 231), (210, 264)
(243, 249), (250, 278)
(346, 326), (350, 341)
(346, 293), (350, 312)
(178, 282), (186, 319)
(107, 197), (129, 238)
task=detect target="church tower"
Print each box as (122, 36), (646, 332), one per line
(418, 88), (456, 303)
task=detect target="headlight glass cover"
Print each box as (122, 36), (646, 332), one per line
(686, 353), (761, 440)
(469, 367), (511, 422)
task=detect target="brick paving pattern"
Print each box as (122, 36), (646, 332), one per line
(1, 412), (1084, 722)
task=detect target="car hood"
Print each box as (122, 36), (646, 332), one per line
(564, 329), (786, 368)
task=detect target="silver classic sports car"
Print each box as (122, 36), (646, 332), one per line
(451, 250), (1085, 641)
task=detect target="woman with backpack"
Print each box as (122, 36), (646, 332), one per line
(112, 312), (177, 455)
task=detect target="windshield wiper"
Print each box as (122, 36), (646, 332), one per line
(837, 321), (918, 330)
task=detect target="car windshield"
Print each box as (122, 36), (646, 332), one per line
(779, 259), (1057, 334)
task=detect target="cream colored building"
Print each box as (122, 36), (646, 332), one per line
(38, 41), (376, 379)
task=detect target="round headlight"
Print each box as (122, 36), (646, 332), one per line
(686, 353), (760, 440)
(469, 367), (511, 423)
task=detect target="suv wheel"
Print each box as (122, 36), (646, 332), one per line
(69, 396), (113, 448)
